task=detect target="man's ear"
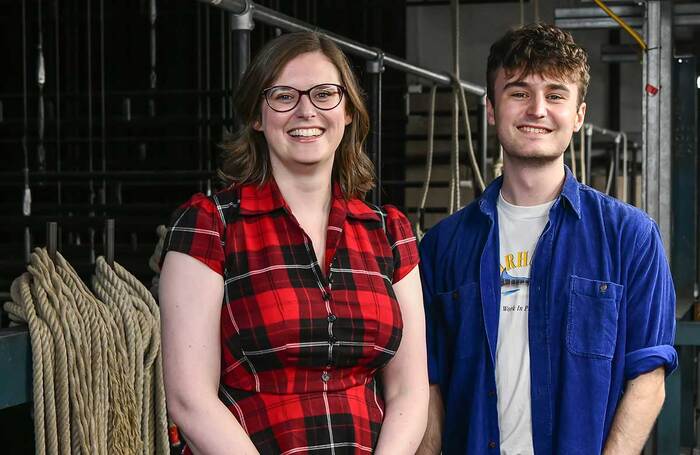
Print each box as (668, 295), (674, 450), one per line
(487, 97), (496, 126)
(573, 102), (587, 132)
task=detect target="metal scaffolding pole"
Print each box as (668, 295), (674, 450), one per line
(642, 0), (673, 255)
(367, 56), (384, 206)
(196, 0), (486, 96)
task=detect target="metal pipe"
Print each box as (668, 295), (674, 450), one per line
(366, 55), (384, 206)
(100, 0), (106, 207)
(197, 0), (486, 96)
(205, 4), (212, 195)
(0, 170), (216, 181)
(197, 3), (204, 193)
(231, 3), (254, 130)
(55, 0), (62, 208)
(479, 95), (488, 183)
(87, 0), (96, 264)
(47, 222), (58, 261)
(105, 219), (115, 266)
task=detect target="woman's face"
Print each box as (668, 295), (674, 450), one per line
(254, 51), (352, 177)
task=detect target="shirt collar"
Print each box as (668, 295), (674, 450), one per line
(238, 178), (380, 222)
(238, 178), (287, 214)
(478, 165), (582, 220)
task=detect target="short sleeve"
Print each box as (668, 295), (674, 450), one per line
(624, 220), (677, 379)
(160, 193), (226, 276)
(383, 205), (419, 283)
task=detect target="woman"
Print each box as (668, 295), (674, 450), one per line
(159, 31), (428, 454)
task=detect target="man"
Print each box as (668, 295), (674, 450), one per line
(417, 23), (677, 455)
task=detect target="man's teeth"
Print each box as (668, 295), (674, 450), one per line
(289, 128), (323, 137)
(519, 126), (550, 134)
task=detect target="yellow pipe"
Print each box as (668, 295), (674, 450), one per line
(593, 0), (648, 52)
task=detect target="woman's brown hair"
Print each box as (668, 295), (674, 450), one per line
(219, 32), (374, 199)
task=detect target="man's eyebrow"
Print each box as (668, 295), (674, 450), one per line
(502, 81), (572, 92)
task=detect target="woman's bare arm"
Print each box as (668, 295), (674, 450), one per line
(160, 251), (259, 455)
(374, 266), (430, 454)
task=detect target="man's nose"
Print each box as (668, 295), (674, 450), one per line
(526, 94), (547, 118)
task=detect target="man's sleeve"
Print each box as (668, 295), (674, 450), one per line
(624, 220), (678, 380)
(420, 233), (446, 386)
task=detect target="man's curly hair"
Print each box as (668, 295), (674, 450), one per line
(487, 23), (590, 106)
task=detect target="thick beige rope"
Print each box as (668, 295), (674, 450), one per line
(2, 247), (168, 454)
(92, 256), (169, 454)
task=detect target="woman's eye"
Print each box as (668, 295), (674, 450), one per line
(275, 93), (295, 101)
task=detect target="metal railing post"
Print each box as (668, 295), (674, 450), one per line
(479, 94), (488, 184)
(366, 53), (385, 206)
(231, 2), (253, 90)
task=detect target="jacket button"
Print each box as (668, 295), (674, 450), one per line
(452, 291), (459, 300)
(487, 389), (496, 397)
(599, 283), (608, 293)
(488, 441), (496, 449)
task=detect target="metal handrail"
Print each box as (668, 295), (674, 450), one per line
(197, 0), (486, 96)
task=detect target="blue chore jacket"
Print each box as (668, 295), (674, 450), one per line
(420, 166), (677, 454)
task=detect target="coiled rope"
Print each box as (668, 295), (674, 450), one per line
(3, 248), (167, 454)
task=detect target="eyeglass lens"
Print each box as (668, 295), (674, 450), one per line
(265, 84), (343, 112)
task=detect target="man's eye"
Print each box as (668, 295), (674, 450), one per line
(548, 94), (564, 100)
(511, 92), (527, 99)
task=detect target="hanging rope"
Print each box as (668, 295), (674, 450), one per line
(92, 257), (169, 455)
(3, 248), (167, 454)
(579, 126), (586, 185)
(448, 0), (487, 213)
(416, 85), (437, 239)
(621, 132), (628, 203)
(37, 0), (46, 171)
(456, 82), (486, 193)
(21, 0), (32, 264)
(494, 144), (504, 178)
(569, 137), (577, 180)
(449, 0), (461, 214)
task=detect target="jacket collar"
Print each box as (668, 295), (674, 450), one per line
(478, 165), (582, 219)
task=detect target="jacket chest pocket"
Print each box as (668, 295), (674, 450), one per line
(435, 282), (481, 359)
(566, 275), (623, 359)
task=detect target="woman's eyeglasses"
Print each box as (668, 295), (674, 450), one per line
(261, 83), (346, 113)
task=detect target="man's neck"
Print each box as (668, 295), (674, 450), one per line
(500, 156), (565, 207)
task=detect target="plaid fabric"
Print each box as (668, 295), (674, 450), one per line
(162, 178), (419, 454)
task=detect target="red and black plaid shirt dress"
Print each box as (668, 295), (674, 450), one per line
(163, 178), (419, 454)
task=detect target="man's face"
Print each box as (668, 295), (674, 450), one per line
(487, 68), (586, 164)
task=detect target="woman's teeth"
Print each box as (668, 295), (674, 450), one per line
(289, 128), (323, 137)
